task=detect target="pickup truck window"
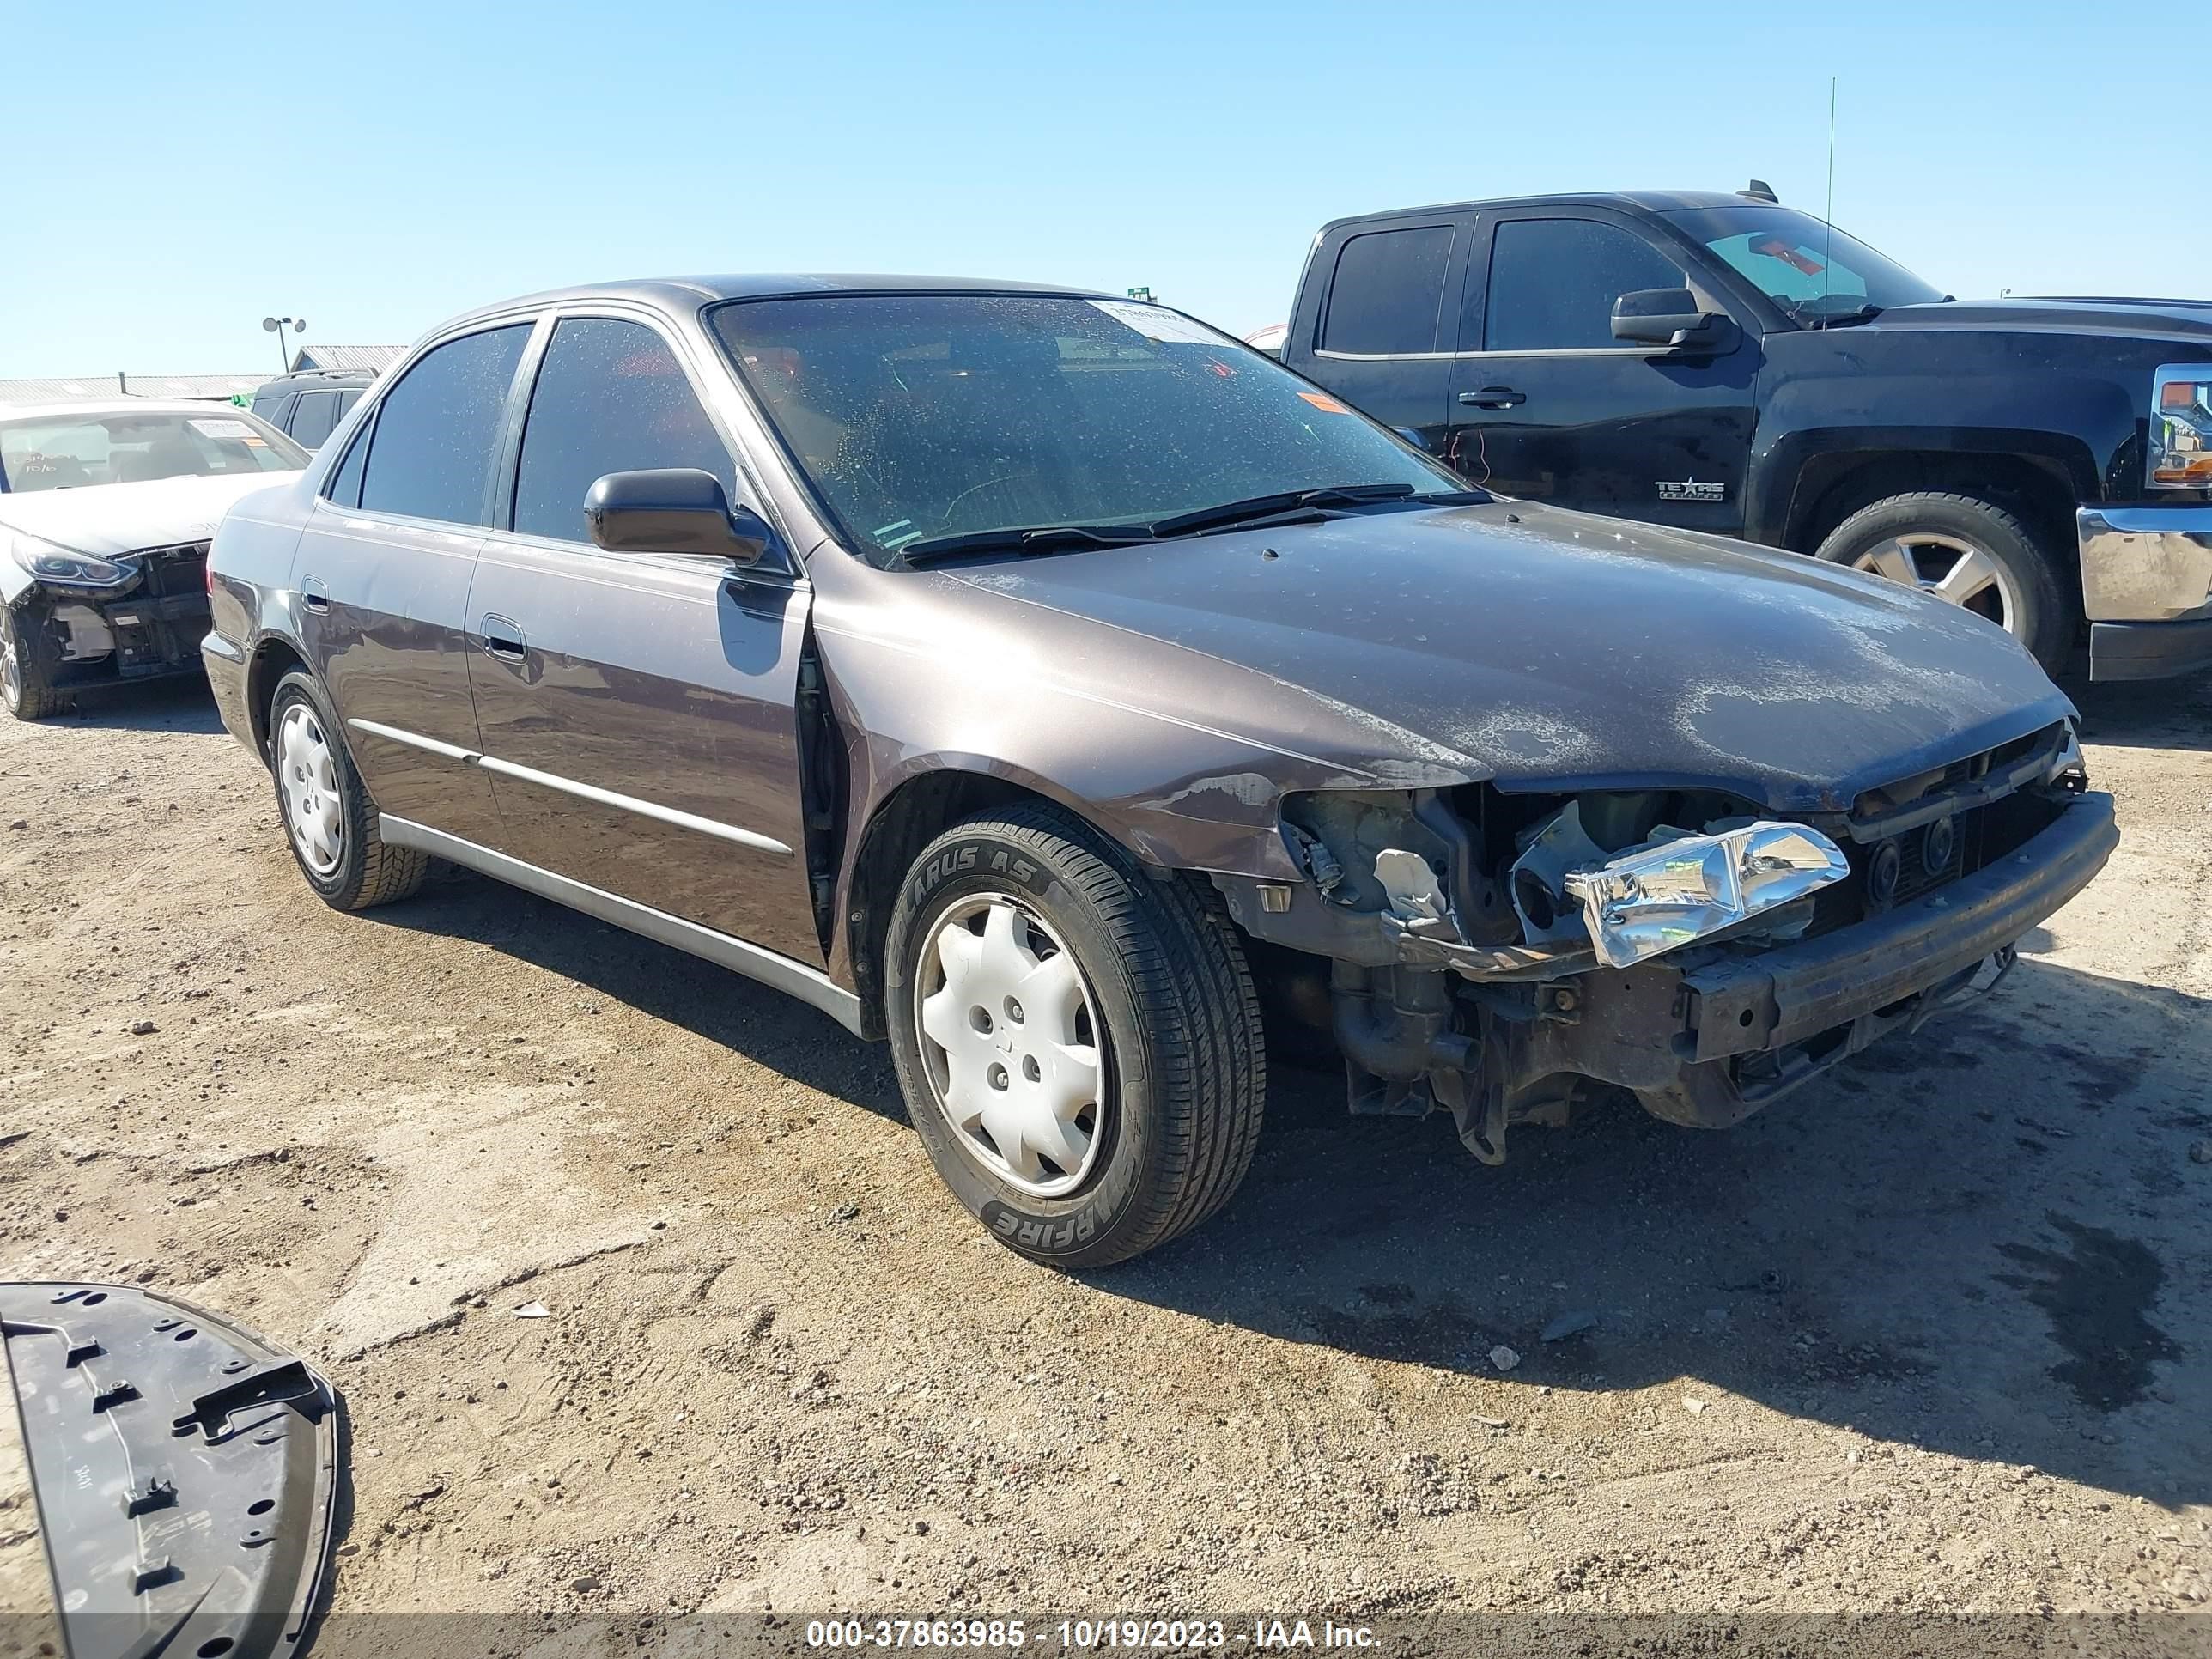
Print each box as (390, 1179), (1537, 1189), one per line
(1321, 226), (1455, 356)
(1657, 204), (1944, 325)
(1481, 219), (1686, 352)
(712, 293), (1455, 558)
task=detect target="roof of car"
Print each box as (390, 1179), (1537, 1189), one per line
(253, 369), (377, 394)
(441, 274), (1117, 331)
(1319, 190), (1790, 231)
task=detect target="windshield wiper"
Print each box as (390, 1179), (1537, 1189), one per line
(1805, 302), (1883, 330)
(896, 522), (1158, 565)
(1150, 483), (1489, 539)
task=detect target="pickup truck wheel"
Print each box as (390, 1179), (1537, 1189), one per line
(885, 803), (1266, 1269)
(1814, 493), (2069, 670)
(268, 670), (429, 911)
(1, 606), (70, 720)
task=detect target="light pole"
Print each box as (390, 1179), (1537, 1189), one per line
(262, 315), (307, 373)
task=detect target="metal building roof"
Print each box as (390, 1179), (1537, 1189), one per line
(0, 373), (266, 406)
(291, 344), (406, 372)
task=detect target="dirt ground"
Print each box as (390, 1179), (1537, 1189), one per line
(2, 663), (2209, 1650)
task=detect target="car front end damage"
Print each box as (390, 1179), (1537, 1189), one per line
(2, 538), (214, 695)
(1215, 720), (2115, 1162)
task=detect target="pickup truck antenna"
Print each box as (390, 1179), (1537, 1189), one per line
(1823, 77), (1838, 315)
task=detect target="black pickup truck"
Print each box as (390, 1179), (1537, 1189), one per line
(1278, 186), (2212, 680)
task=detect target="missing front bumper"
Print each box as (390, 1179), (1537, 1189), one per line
(1531, 787), (2117, 1131)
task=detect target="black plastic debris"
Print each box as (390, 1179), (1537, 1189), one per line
(1, 1284), (340, 1659)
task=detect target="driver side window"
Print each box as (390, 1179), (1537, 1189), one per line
(1477, 219), (1689, 352)
(510, 319), (735, 544)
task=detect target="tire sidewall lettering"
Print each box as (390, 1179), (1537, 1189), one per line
(890, 828), (1153, 1265)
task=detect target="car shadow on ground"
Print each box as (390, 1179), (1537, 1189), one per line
(31, 677), (225, 736)
(2067, 666), (2212, 756)
(1109, 956), (2209, 1509)
(357, 863), (910, 1124)
(363, 851), (2208, 1509)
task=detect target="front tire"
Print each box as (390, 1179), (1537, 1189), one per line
(267, 670), (428, 911)
(1814, 491), (2070, 671)
(1, 606), (69, 720)
(885, 803), (1266, 1268)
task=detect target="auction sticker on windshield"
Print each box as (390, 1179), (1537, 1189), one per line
(1087, 300), (1230, 346)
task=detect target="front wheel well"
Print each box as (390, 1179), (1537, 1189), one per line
(244, 638), (310, 763)
(842, 771), (1068, 1040)
(1787, 451), (2081, 599)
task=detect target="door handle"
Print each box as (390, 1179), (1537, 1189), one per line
(299, 576), (331, 614)
(479, 613), (527, 661)
(1459, 386), (1527, 410)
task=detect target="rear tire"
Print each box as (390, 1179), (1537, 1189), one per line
(1, 606), (70, 720)
(1814, 491), (2070, 672)
(885, 802), (1267, 1268)
(267, 670), (428, 911)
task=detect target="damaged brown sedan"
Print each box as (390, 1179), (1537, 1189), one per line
(203, 279), (2117, 1267)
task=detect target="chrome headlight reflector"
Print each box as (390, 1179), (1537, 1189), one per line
(2150, 366), (2212, 489)
(1562, 821), (1850, 969)
(6, 532), (134, 587)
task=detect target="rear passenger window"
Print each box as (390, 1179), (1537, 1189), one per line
(1481, 219), (1686, 352)
(1321, 226), (1455, 356)
(510, 318), (734, 543)
(288, 392), (340, 448)
(359, 325), (531, 525)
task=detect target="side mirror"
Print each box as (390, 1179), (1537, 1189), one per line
(1392, 426), (1431, 453)
(1611, 289), (1735, 353)
(583, 468), (771, 564)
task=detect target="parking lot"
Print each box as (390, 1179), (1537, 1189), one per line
(1, 665), (2207, 1638)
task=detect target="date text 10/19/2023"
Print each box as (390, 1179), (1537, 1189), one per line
(804, 1618), (1381, 1650)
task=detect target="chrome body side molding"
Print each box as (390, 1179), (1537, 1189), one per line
(348, 719), (793, 857)
(377, 814), (863, 1036)
(475, 754), (793, 856)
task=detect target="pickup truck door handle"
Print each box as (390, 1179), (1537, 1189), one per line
(1459, 386), (1528, 410)
(299, 576), (331, 614)
(479, 614), (527, 662)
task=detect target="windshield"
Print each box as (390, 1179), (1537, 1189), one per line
(709, 294), (1462, 559)
(1658, 205), (1947, 325)
(0, 409), (307, 494)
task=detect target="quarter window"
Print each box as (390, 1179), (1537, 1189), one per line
(511, 318), (734, 543)
(1321, 226), (1455, 356)
(1481, 219), (1687, 352)
(358, 325), (532, 525)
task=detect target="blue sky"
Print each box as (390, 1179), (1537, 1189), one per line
(3, 2), (2197, 378)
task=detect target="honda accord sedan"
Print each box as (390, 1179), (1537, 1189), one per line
(203, 276), (2116, 1267)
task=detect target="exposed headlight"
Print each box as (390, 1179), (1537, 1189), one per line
(2149, 366), (2212, 489)
(1561, 821), (1850, 969)
(6, 532), (134, 587)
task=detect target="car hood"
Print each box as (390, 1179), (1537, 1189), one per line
(1866, 295), (2212, 345)
(943, 501), (2075, 813)
(0, 471), (301, 557)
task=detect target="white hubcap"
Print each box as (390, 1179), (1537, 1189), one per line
(1, 627), (18, 706)
(915, 894), (1105, 1197)
(1851, 532), (2021, 635)
(277, 703), (344, 877)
